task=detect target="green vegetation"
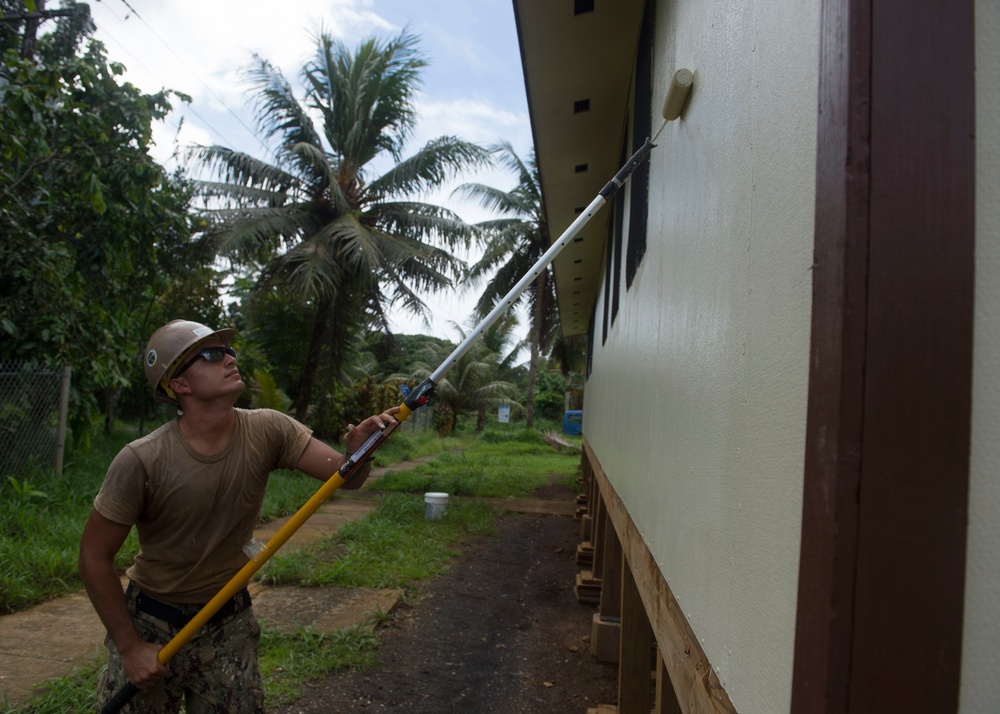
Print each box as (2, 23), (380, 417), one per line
(191, 28), (490, 429)
(259, 626), (382, 707)
(370, 432), (579, 497)
(258, 493), (496, 589)
(1, 655), (106, 714)
(0, 426), (140, 613)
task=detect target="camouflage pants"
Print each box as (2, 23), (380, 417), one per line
(97, 585), (265, 713)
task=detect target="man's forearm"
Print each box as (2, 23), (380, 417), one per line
(80, 556), (141, 653)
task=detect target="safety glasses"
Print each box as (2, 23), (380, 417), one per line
(174, 345), (237, 378)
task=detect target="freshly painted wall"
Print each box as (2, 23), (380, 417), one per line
(961, 0), (1000, 709)
(583, 0), (818, 711)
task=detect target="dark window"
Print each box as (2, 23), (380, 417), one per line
(626, 0), (655, 288)
(612, 140), (626, 321)
(602, 203), (613, 344)
(574, 98), (591, 113)
(586, 307), (595, 379)
(575, 0), (595, 15)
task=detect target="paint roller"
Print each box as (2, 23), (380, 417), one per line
(101, 67), (695, 714)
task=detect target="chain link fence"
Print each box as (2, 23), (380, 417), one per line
(0, 363), (72, 479)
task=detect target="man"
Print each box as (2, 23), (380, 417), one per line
(79, 319), (398, 712)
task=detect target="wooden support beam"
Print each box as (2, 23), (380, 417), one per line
(656, 648), (683, 714)
(619, 561), (654, 713)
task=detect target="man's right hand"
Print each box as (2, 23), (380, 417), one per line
(121, 638), (169, 689)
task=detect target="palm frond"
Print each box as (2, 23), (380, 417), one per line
(241, 55), (324, 152)
(192, 180), (288, 206)
(305, 30), (424, 170)
(203, 205), (308, 259)
(368, 136), (491, 199)
(451, 182), (534, 219)
(367, 200), (480, 248)
(189, 145), (300, 194)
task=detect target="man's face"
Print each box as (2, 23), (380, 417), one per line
(170, 340), (245, 403)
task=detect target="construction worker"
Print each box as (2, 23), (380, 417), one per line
(79, 319), (398, 712)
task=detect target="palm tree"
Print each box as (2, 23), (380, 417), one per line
(453, 142), (557, 427)
(474, 311), (524, 430)
(410, 325), (520, 433)
(192, 30), (490, 421)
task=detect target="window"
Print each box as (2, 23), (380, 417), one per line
(626, 0), (655, 288)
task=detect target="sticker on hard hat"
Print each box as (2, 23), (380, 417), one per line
(146, 350), (157, 367)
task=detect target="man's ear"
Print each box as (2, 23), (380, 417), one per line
(169, 375), (193, 397)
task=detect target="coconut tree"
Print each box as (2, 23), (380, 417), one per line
(410, 326), (520, 433)
(192, 30), (490, 421)
(453, 142), (557, 427)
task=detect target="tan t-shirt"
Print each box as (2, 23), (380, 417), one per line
(94, 408), (313, 603)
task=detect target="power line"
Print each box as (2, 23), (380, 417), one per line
(92, 22), (241, 151)
(92, 0), (268, 152)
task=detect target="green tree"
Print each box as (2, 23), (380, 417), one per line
(192, 29), (490, 427)
(453, 143), (557, 428)
(0, 4), (216, 434)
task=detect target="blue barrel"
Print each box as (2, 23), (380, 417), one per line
(563, 410), (582, 435)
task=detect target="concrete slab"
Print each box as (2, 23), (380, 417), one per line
(253, 585), (402, 634)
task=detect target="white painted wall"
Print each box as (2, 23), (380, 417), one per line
(961, 0), (1000, 710)
(583, 1), (818, 712)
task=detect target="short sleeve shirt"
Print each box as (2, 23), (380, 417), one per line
(93, 408), (312, 603)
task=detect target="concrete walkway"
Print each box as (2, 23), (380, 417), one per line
(0, 453), (576, 708)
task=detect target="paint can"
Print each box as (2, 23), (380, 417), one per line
(424, 492), (449, 520)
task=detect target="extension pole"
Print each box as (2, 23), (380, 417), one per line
(103, 79), (690, 710)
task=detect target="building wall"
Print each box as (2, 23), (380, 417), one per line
(583, 1), (819, 712)
(962, 0), (1000, 709)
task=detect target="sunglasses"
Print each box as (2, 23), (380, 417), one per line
(174, 345), (237, 378)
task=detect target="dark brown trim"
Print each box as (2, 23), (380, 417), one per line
(792, 1), (975, 712)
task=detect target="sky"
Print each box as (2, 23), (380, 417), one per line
(79, 0), (534, 347)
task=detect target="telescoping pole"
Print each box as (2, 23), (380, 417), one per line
(102, 70), (693, 710)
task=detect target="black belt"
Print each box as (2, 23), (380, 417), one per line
(131, 585), (251, 628)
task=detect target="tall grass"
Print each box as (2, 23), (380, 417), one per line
(0, 426), (140, 613)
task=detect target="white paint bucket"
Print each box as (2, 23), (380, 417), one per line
(424, 492), (449, 520)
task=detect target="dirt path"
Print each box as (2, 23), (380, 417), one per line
(270, 495), (619, 713)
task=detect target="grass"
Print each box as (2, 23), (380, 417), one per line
(0, 626), (384, 713)
(0, 427), (141, 613)
(370, 427), (581, 498)
(259, 625), (382, 707)
(258, 493), (497, 589)
(0, 421), (580, 713)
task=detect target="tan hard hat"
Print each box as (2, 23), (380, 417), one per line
(143, 319), (237, 403)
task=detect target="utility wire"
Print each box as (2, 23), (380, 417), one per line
(94, 22), (241, 151)
(95, 0), (268, 152)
